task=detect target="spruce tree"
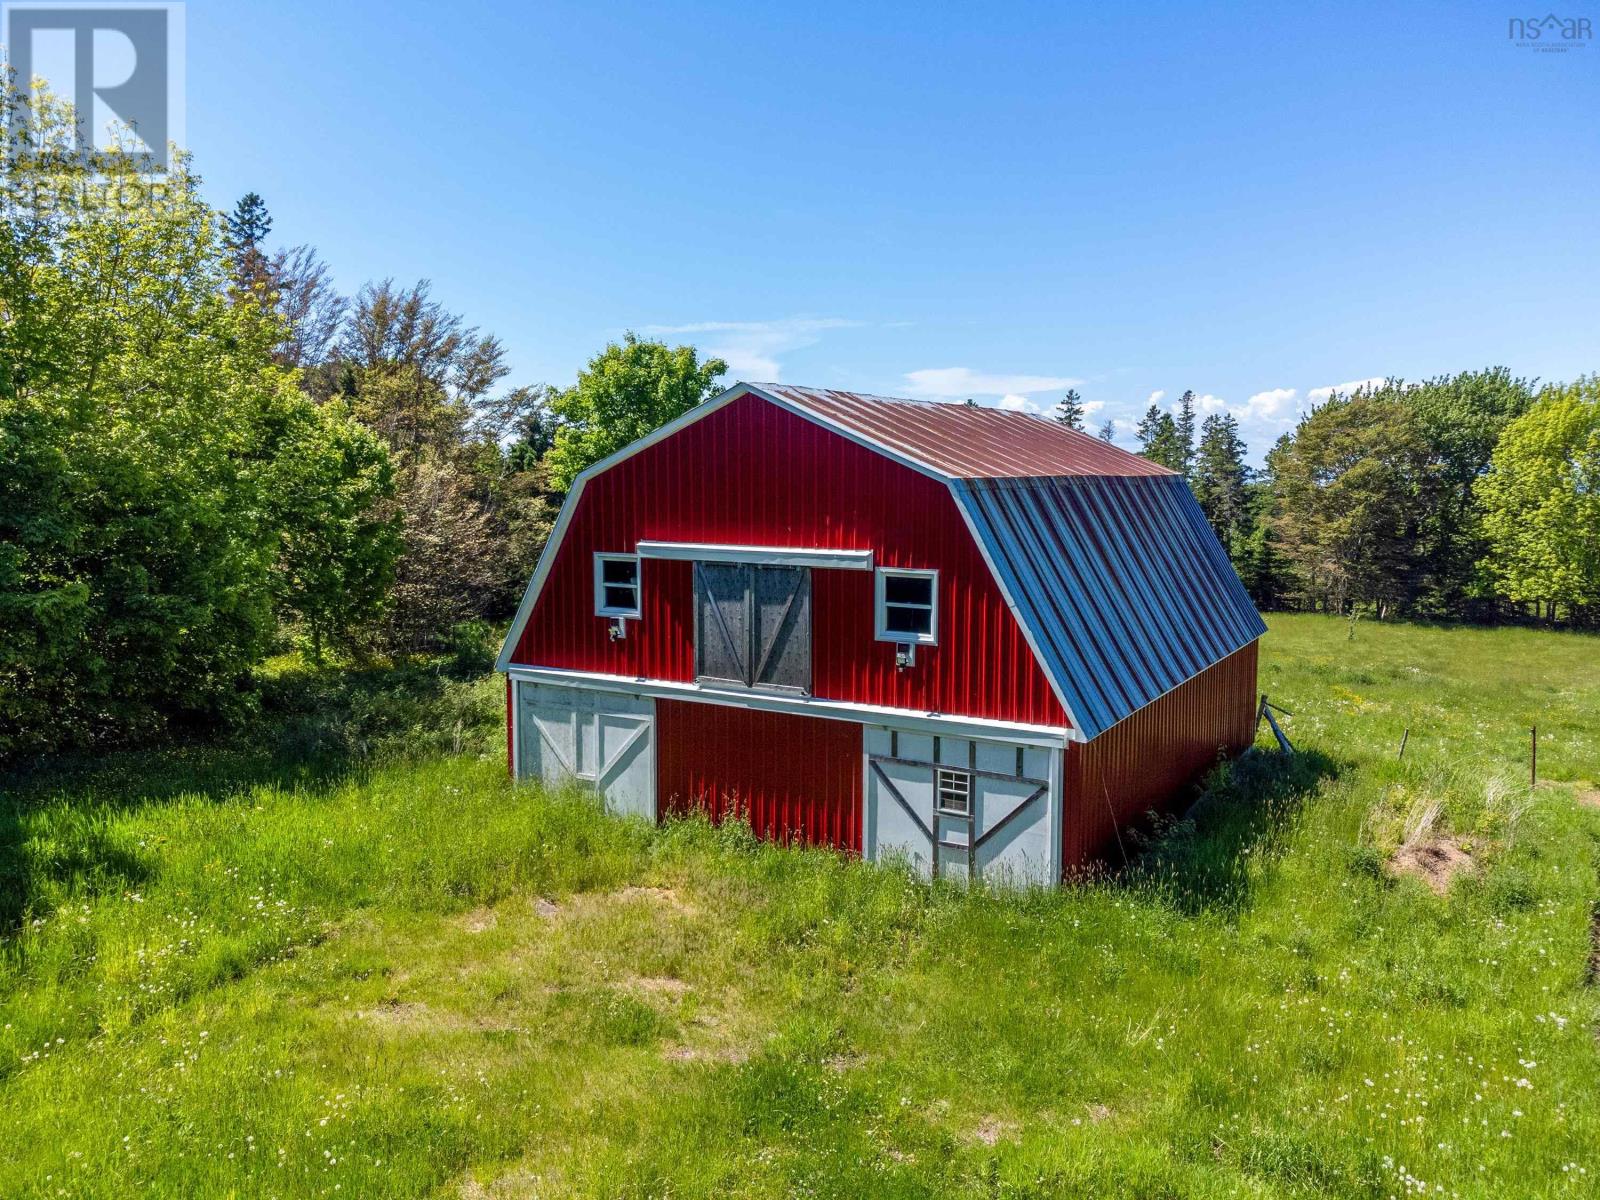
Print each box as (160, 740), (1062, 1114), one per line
(1097, 419), (1116, 443)
(1053, 388), (1086, 431)
(1192, 412), (1251, 549)
(1136, 403), (1187, 471)
(224, 192), (274, 295)
(1175, 389), (1197, 477)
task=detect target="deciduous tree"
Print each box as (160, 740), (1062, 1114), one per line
(546, 334), (726, 492)
(1477, 378), (1600, 621)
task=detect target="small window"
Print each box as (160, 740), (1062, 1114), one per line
(875, 568), (937, 645)
(594, 553), (641, 618)
(935, 768), (972, 817)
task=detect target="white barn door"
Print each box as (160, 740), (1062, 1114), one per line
(515, 682), (655, 821)
(864, 727), (1057, 887)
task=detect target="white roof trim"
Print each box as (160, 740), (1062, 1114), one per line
(636, 541), (873, 570)
(506, 665), (1076, 746)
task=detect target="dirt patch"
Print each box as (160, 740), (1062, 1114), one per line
(1575, 786), (1600, 811)
(531, 897), (561, 918)
(624, 975), (690, 997)
(1086, 1103), (1113, 1123)
(615, 885), (696, 914)
(824, 1052), (865, 1074)
(1389, 836), (1475, 894)
(352, 999), (523, 1035)
(663, 1043), (748, 1065)
(457, 1168), (545, 1199)
(971, 1117), (1019, 1147)
(457, 907), (498, 934)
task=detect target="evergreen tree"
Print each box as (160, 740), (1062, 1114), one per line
(1175, 389), (1198, 476)
(1191, 412), (1250, 550)
(224, 192), (274, 294)
(1097, 420), (1116, 443)
(1053, 388), (1086, 431)
(1135, 403), (1187, 471)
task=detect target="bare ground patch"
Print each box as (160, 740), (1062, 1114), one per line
(970, 1116), (1020, 1147)
(1575, 784), (1600, 811)
(351, 998), (524, 1034)
(624, 974), (691, 998)
(1389, 836), (1475, 894)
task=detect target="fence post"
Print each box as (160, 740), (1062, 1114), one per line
(1530, 725), (1537, 787)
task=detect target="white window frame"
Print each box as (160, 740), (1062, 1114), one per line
(935, 767), (972, 817)
(875, 567), (938, 645)
(594, 553), (642, 618)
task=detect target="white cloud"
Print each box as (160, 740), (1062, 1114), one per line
(1082, 400), (1106, 416)
(997, 393), (1037, 412)
(903, 367), (1082, 399)
(1307, 377), (1385, 404)
(1145, 389), (1166, 407)
(1196, 393), (1228, 414)
(642, 317), (863, 382)
(1239, 387), (1298, 421)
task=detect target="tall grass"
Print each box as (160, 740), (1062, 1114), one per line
(1, 615), (1597, 1198)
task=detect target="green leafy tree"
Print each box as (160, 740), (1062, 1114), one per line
(264, 402), (400, 661)
(1402, 368), (1536, 616)
(1477, 378), (1600, 622)
(1269, 393), (1442, 617)
(0, 84), (396, 756)
(1191, 412), (1251, 551)
(1136, 402), (1187, 472)
(1053, 388), (1086, 430)
(546, 334), (727, 492)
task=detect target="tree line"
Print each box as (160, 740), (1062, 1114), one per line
(1051, 374), (1600, 625)
(1, 87), (726, 759)
(4, 84), (1596, 762)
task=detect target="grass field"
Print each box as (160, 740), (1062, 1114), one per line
(2, 614), (1598, 1198)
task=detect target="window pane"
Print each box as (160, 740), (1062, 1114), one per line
(884, 604), (932, 635)
(602, 558), (637, 584)
(604, 585), (637, 611)
(936, 769), (971, 815)
(884, 574), (932, 606)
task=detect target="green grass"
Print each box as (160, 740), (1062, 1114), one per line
(2, 614), (1598, 1198)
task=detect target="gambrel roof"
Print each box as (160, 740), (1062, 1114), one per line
(499, 382), (1265, 740)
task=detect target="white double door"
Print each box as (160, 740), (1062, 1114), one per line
(515, 682), (655, 821)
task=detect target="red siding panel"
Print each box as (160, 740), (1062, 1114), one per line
(655, 700), (863, 852)
(1061, 640), (1259, 870)
(512, 393), (1068, 727)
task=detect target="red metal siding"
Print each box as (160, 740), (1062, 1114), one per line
(655, 700), (863, 852)
(1061, 640), (1259, 871)
(511, 393), (1068, 727)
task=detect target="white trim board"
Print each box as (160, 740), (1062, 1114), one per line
(636, 541), (873, 570)
(504, 665), (1080, 747)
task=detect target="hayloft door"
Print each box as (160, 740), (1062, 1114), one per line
(694, 563), (811, 694)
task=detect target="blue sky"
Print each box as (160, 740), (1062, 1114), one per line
(41, 1), (1600, 457)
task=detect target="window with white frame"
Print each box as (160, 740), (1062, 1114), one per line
(935, 767), (972, 816)
(594, 553), (641, 617)
(875, 568), (937, 644)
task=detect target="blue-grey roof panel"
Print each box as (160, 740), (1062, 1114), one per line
(955, 474), (1267, 740)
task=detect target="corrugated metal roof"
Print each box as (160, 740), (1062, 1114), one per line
(753, 383), (1173, 480)
(954, 474), (1267, 740)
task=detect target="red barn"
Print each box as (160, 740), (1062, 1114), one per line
(498, 383), (1265, 884)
